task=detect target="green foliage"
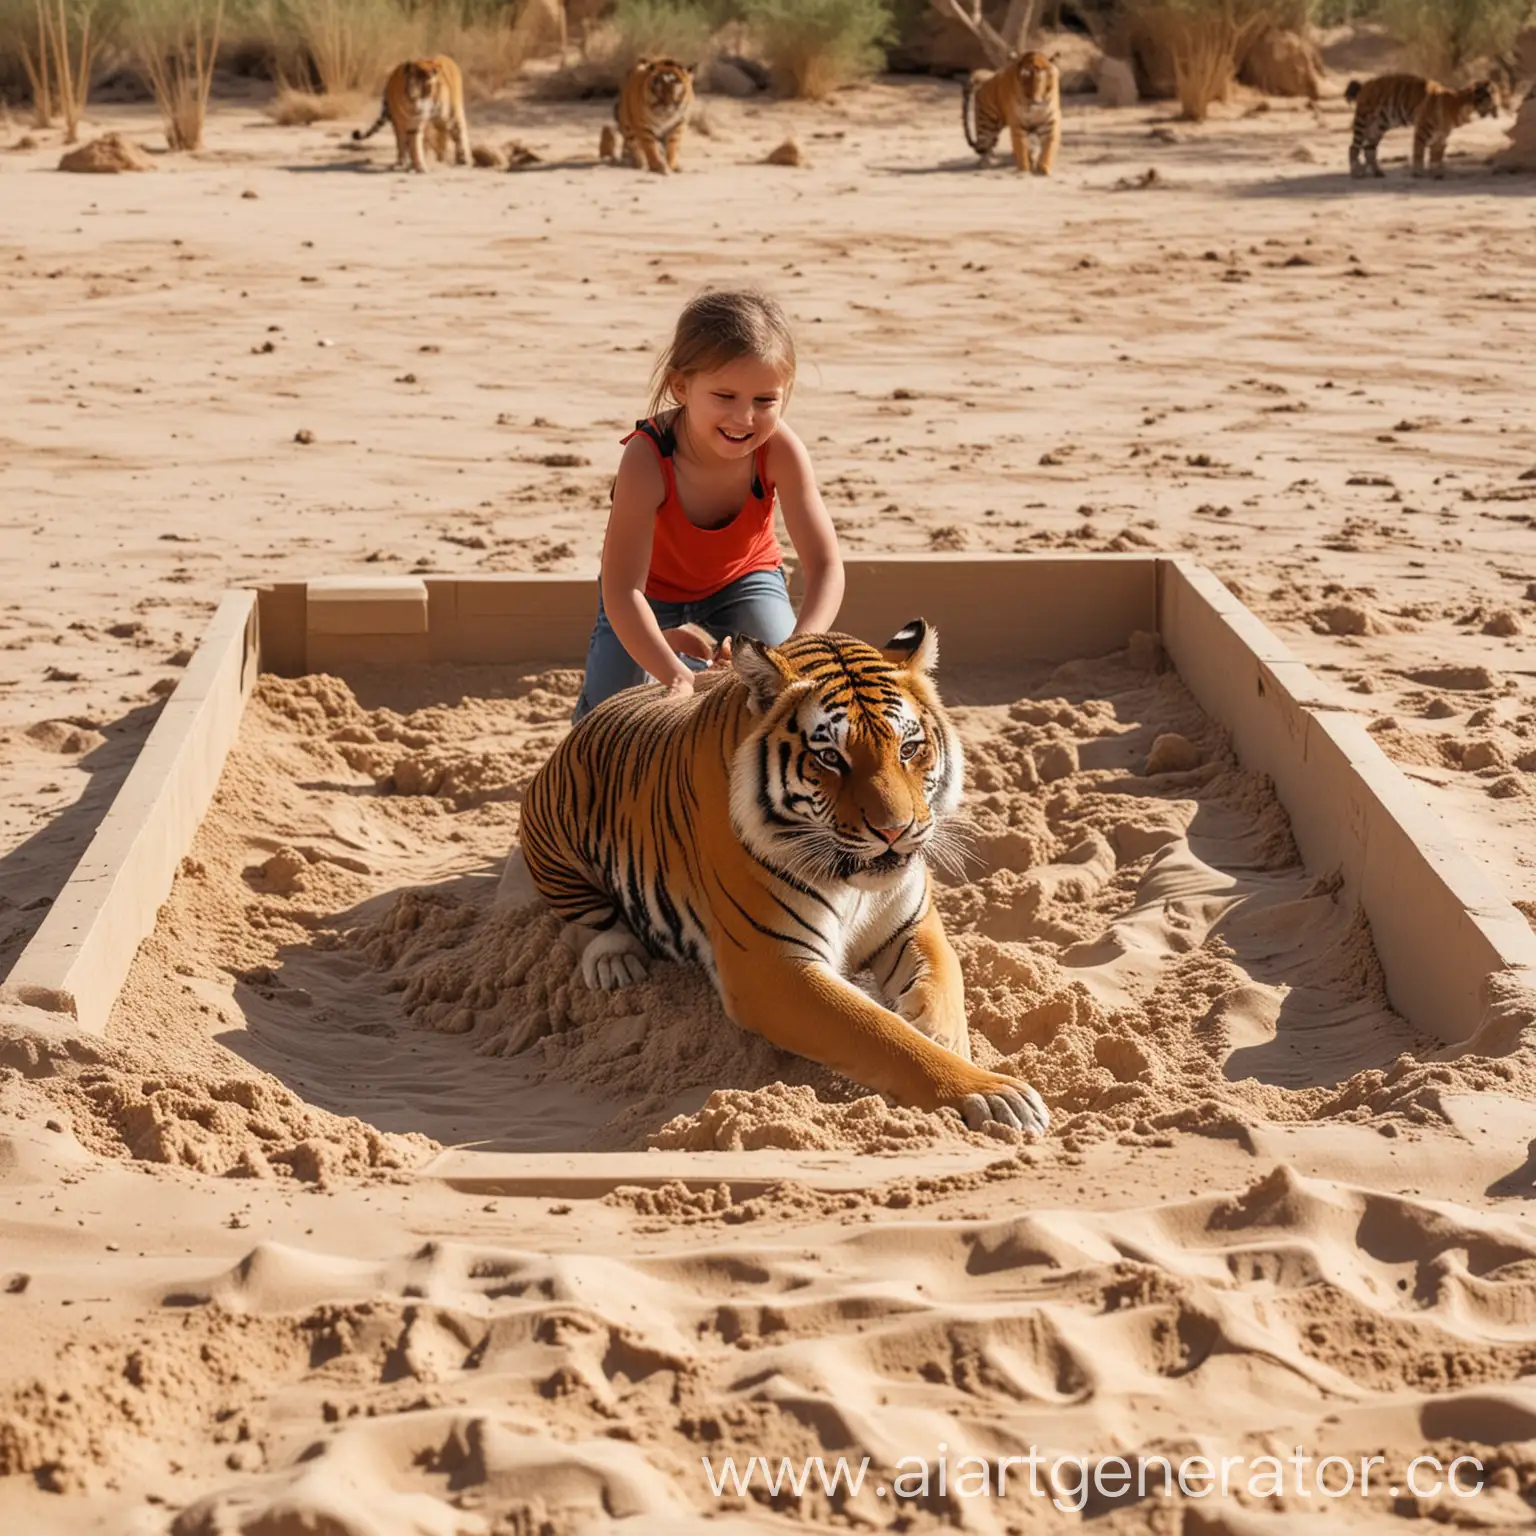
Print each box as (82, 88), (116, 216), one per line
(740, 0), (893, 96)
(609, 0), (717, 66)
(1377, 0), (1531, 75)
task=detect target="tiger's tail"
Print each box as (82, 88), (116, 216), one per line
(961, 71), (984, 154)
(352, 98), (390, 142)
(1344, 79), (1362, 104)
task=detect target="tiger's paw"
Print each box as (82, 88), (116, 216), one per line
(950, 1075), (1049, 1136)
(580, 926), (651, 991)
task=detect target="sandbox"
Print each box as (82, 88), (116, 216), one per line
(5, 556), (1534, 1194)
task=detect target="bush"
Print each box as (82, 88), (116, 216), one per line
(740, 0), (893, 96)
(542, 0), (718, 97)
(0, 0), (121, 135)
(262, 0), (422, 96)
(126, 0), (223, 148)
(610, 0), (717, 63)
(1125, 0), (1275, 118)
(1376, 0), (1531, 77)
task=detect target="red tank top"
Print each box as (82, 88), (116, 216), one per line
(620, 415), (783, 604)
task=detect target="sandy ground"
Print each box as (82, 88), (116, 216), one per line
(3, 69), (1536, 1534)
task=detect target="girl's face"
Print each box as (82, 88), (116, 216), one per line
(673, 356), (790, 462)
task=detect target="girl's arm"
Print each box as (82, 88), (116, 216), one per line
(769, 424), (845, 637)
(602, 436), (696, 689)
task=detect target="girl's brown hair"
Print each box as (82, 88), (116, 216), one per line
(647, 288), (797, 419)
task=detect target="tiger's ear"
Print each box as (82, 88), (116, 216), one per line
(881, 618), (938, 676)
(733, 636), (795, 713)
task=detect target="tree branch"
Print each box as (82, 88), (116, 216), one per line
(928, 0), (1014, 67)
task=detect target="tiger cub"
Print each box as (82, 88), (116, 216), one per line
(609, 56), (693, 174)
(962, 50), (1061, 174)
(353, 55), (469, 174)
(1346, 73), (1497, 179)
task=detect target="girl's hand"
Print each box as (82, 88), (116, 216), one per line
(658, 623), (717, 664)
(708, 636), (734, 671)
(665, 672), (696, 702)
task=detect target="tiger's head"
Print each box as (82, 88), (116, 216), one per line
(1013, 50), (1058, 103)
(640, 57), (693, 112)
(727, 621), (964, 892)
(1467, 79), (1498, 119)
(401, 60), (441, 105)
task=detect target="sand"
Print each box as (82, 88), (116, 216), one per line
(4, 65), (1536, 1535)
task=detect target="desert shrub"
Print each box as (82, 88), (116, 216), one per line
(1125, 0), (1275, 117)
(262, 0), (422, 95)
(125, 0), (223, 147)
(541, 0), (719, 96)
(1376, 0), (1532, 76)
(0, 0), (121, 134)
(740, 0), (892, 95)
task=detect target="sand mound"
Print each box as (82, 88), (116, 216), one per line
(764, 136), (804, 166)
(58, 132), (155, 173)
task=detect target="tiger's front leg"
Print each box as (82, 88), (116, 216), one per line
(865, 902), (972, 1063)
(715, 946), (1048, 1134)
(1411, 122), (1428, 177)
(1428, 133), (1448, 179)
(1033, 121), (1059, 175)
(636, 130), (670, 174)
(407, 124), (428, 173)
(664, 121), (686, 171)
(1008, 120), (1029, 172)
(451, 108), (470, 165)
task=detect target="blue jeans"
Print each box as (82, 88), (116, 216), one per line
(573, 566), (794, 723)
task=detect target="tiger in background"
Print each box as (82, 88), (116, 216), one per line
(962, 50), (1061, 174)
(353, 55), (470, 173)
(1345, 73), (1497, 179)
(506, 621), (1049, 1135)
(604, 56), (693, 174)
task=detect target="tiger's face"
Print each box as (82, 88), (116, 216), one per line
(728, 621), (964, 891)
(402, 61), (439, 106)
(1468, 80), (1497, 118)
(1014, 51), (1057, 104)
(643, 58), (693, 112)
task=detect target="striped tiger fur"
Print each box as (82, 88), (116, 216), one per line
(511, 621), (1049, 1134)
(962, 50), (1061, 174)
(352, 55), (469, 173)
(609, 56), (693, 175)
(1346, 73), (1497, 179)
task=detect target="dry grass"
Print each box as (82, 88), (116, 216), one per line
(740, 0), (894, 99)
(1378, 0), (1533, 79)
(1127, 0), (1273, 119)
(264, 0), (423, 97)
(0, 0), (109, 132)
(265, 83), (367, 123)
(542, 0), (718, 99)
(126, 0), (223, 150)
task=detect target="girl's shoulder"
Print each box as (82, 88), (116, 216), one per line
(764, 420), (813, 479)
(613, 425), (668, 501)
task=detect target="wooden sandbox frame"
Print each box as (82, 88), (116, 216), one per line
(4, 556), (1534, 1186)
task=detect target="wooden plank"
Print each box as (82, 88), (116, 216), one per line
(254, 583), (306, 676)
(307, 576), (428, 635)
(420, 1146), (1004, 1198)
(1158, 558), (1536, 1044)
(0, 592), (261, 1034)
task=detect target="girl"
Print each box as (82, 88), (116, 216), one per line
(572, 288), (844, 722)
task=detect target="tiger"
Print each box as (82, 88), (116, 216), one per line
(1345, 73), (1497, 180)
(352, 55), (469, 174)
(609, 56), (693, 175)
(508, 621), (1050, 1135)
(962, 50), (1061, 174)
